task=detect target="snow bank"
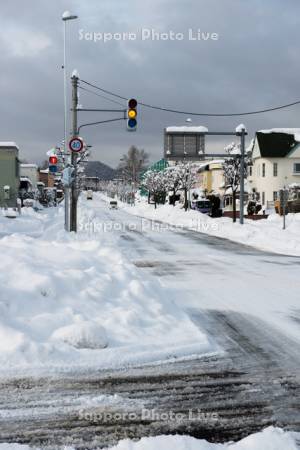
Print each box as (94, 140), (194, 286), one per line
(0, 204), (215, 374)
(106, 427), (299, 450)
(121, 198), (300, 257)
(0, 427), (298, 450)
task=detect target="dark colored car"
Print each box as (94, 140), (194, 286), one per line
(191, 199), (211, 214)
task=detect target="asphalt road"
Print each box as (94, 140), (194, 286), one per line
(0, 201), (299, 449)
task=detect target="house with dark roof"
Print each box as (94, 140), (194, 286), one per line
(248, 129), (300, 208)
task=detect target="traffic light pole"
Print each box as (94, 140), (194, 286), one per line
(70, 74), (79, 232)
(66, 88), (136, 232)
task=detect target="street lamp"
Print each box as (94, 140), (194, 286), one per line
(62, 11), (78, 154)
(62, 10), (78, 231)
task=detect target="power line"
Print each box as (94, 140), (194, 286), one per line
(78, 85), (125, 107)
(80, 80), (127, 101)
(80, 78), (300, 117)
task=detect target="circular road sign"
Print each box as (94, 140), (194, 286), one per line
(69, 137), (84, 153)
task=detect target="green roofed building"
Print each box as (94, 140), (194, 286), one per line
(140, 159), (169, 196)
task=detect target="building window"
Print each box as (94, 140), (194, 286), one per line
(249, 166), (253, 176)
(293, 163), (300, 174)
(257, 165), (260, 177)
(273, 163), (278, 177)
(16, 158), (20, 177)
(262, 192), (265, 205)
(262, 163), (266, 177)
(273, 191), (278, 201)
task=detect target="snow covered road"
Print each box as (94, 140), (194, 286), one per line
(0, 197), (299, 448)
(90, 196), (300, 344)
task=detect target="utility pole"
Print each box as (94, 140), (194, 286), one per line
(70, 74), (79, 232)
(239, 127), (246, 225)
(62, 11), (78, 231)
(63, 21), (70, 231)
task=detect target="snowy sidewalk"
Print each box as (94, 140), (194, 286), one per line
(117, 196), (300, 257)
(0, 204), (216, 375)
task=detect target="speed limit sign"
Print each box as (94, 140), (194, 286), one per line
(69, 137), (84, 153)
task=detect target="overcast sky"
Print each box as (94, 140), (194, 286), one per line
(1, 0), (300, 167)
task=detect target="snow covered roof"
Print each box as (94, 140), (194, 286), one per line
(166, 126), (208, 133)
(20, 164), (38, 169)
(0, 142), (19, 150)
(40, 169), (49, 174)
(256, 130), (299, 158)
(20, 177), (32, 184)
(197, 159), (224, 172)
(208, 159), (225, 165)
(258, 128), (300, 142)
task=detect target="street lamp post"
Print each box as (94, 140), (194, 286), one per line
(62, 11), (78, 231)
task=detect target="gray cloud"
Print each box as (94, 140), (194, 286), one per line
(1, 0), (300, 167)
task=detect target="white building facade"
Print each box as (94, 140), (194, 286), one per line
(248, 129), (300, 207)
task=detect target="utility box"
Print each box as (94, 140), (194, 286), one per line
(0, 142), (20, 208)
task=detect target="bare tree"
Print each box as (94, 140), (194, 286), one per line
(119, 146), (149, 185)
(223, 143), (249, 222)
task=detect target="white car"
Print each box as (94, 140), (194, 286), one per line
(86, 190), (93, 200)
(109, 200), (118, 209)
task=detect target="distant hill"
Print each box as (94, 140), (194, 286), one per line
(84, 161), (116, 181)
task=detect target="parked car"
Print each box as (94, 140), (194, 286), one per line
(109, 200), (118, 209)
(86, 190), (93, 200)
(191, 199), (211, 214)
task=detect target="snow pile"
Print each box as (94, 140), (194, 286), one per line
(120, 197), (300, 256)
(0, 204), (214, 374)
(106, 427), (299, 450)
(51, 321), (108, 349)
(235, 123), (246, 133)
(0, 427), (298, 450)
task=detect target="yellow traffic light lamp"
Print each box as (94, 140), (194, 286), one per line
(127, 98), (137, 131)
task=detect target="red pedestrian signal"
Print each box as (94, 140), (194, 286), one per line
(49, 155), (58, 173)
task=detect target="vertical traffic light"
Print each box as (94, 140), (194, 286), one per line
(49, 155), (58, 173)
(127, 98), (137, 131)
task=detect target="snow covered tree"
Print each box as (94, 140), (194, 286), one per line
(141, 170), (168, 208)
(163, 166), (182, 206)
(175, 163), (197, 211)
(223, 143), (249, 222)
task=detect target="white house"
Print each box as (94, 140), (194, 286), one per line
(248, 129), (300, 208)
